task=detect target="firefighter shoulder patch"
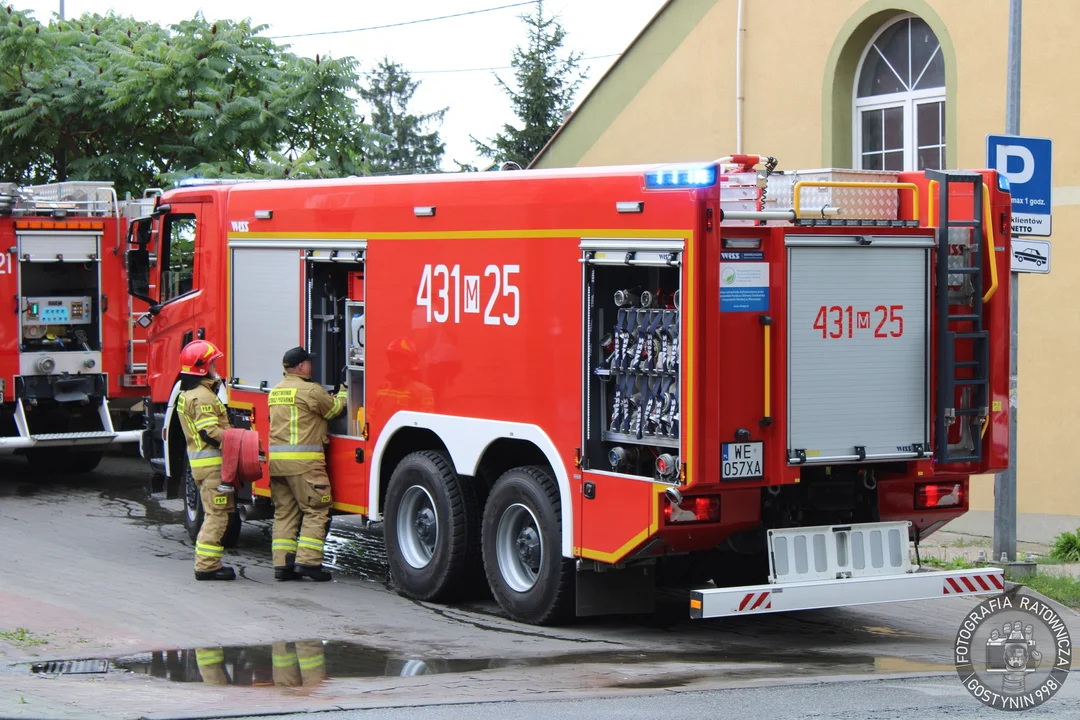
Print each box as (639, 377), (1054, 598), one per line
(200, 405), (214, 414)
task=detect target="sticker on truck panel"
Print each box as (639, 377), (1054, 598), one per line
(722, 442), (763, 480)
(719, 262), (769, 313)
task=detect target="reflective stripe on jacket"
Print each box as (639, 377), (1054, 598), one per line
(177, 379), (229, 482)
(267, 373), (347, 476)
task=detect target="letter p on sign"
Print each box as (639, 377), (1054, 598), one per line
(996, 144), (1035, 185)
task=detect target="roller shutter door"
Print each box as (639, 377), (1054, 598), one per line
(786, 235), (932, 463)
(231, 248), (301, 390)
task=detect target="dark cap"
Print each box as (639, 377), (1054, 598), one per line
(282, 346), (314, 368)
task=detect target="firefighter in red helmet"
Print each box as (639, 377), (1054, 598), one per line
(176, 340), (236, 581)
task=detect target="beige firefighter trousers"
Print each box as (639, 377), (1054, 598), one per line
(270, 466), (333, 567)
(194, 471), (234, 573)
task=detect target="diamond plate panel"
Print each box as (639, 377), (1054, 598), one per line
(764, 169), (901, 220)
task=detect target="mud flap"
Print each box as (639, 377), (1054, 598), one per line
(575, 564), (656, 617)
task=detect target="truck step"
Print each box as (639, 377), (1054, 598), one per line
(28, 431), (118, 446)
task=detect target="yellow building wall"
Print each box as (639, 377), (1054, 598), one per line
(544, 0), (1080, 520)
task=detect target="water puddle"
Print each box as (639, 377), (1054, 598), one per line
(12, 638), (951, 688)
(323, 524), (388, 583)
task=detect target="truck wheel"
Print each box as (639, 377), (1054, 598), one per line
(481, 466), (574, 625)
(383, 450), (480, 602)
(182, 462), (242, 548)
(25, 449), (103, 474)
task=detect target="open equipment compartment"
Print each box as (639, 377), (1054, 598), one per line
(581, 238), (683, 482)
(304, 252), (365, 439)
(18, 232), (103, 361)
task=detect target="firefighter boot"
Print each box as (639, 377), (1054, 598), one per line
(295, 564), (333, 582)
(275, 553), (299, 581)
(195, 566), (237, 581)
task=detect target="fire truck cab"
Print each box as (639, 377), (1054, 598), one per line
(0, 181), (150, 472)
(127, 157), (1012, 624)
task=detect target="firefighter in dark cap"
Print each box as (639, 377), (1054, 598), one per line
(266, 347), (348, 581)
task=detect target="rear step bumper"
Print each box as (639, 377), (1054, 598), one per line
(0, 396), (143, 451)
(689, 567), (1004, 619)
(0, 429), (143, 450)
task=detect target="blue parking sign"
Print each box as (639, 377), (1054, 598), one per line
(987, 134), (1052, 237)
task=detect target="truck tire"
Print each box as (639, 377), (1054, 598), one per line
(383, 450), (480, 603)
(25, 449), (104, 474)
(182, 462), (242, 549)
(481, 466), (574, 625)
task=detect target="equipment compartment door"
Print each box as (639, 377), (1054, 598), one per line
(786, 235), (932, 463)
(230, 246), (302, 391)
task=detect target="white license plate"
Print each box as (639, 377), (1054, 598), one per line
(722, 442), (763, 480)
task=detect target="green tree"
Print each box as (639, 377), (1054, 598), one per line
(472, 0), (585, 168)
(359, 57), (446, 175)
(0, 6), (376, 195)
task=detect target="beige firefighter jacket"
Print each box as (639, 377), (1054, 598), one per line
(177, 379), (229, 482)
(268, 373), (347, 477)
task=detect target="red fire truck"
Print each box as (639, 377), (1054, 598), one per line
(126, 156), (1012, 624)
(1, 181), (150, 472)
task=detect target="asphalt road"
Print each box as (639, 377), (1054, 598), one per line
(228, 675), (1080, 720)
(2, 454), (1078, 720)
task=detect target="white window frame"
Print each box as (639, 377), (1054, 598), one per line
(852, 13), (945, 172)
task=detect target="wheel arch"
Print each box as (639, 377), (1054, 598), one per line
(369, 412), (575, 558)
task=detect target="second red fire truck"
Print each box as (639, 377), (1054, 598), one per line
(1, 181), (150, 472)
(126, 155), (1012, 624)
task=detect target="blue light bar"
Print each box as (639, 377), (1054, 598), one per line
(997, 174), (1010, 192)
(644, 163), (718, 190)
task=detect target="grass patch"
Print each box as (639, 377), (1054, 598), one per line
(0, 628), (48, 648)
(1050, 529), (1080, 563)
(1022, 574), (1080, 610)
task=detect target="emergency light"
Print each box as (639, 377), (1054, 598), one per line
(644, 163), (717, 190)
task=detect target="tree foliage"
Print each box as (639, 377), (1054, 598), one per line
(472, 0), (585, 168)
(0, 5), (378, 195)
(359, 57), (447, 175)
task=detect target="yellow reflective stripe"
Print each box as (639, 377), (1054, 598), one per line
(189, 456), (224, 468)
(269, 451), (324, 460)
(272, 539), (298, 551)
(189, 450), (222, 459)
(297, 536), (324, 550)
(182, 413), (203, 451)
(194, 417), (219, 429)
(196, 650), (224, 664)
(324, 395), (345, 419)
(297, 655), (324, 670)
(272, 654), (297, 667)
(196, 543), (224, 557)
(289, 405), (299, 446)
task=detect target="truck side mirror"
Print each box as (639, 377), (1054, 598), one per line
(126, 247), (156, 305)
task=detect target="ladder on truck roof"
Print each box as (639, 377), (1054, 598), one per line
(927, 170), (991, 464)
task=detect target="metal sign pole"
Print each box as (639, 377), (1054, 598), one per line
(993, 0), (1022, 564)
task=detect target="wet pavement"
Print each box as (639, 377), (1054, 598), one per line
(2, 453), (1078, 719)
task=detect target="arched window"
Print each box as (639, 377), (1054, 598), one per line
(854, 14), (945, 171)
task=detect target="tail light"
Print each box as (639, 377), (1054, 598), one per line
(664, 495), (720, 524)
(915, 482), (964, 509)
